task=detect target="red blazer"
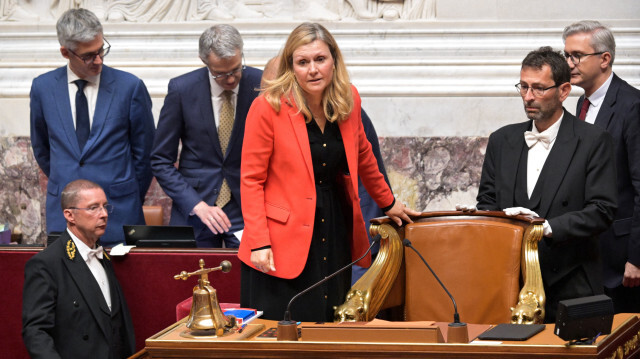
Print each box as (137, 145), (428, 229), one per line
(239, 86), (394, 279)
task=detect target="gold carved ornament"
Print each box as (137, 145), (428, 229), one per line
(334, 222), (403, 322)
(510, 223), (546, 324)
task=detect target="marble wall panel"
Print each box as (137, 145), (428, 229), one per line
(0, 135), (487, 245)
(0, 136), (46, 244)
(379, 136), (486, 211)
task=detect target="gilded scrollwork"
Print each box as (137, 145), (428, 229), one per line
(334, 223), (403, 322)
(623, 331), (638, 355)
(511, 223), (545, 324)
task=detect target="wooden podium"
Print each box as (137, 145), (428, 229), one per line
(136, 314), (640, 359)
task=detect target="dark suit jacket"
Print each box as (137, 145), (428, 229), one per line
(577, 74), (640, 288)
(22, 231), (135, 359)
(477, 110), (617, 292)
(150, 66), (262, 235)
(358, 109), (391, 253)
(30, 65), (155, 246)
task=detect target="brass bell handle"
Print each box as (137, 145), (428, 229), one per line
(173, 260), (232, 280)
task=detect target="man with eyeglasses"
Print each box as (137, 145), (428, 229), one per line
(23, 179), (135, 359)
(151, 24), (262, 248)
(476, 46), (617, 322)
(30, 8), (155, 247)
(563, 20), (640, 314)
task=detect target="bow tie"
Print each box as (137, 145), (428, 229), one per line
(524, 131), (552, 149)
(87, 246), (103, 260)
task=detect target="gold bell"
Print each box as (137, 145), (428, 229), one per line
(174, 259), (236, 336)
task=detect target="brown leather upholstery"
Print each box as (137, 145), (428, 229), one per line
(335, 211), (546, 325)
(403, 219), (523, 324)
(143, 205), (164, 226)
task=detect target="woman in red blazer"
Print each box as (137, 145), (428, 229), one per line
(239, 23), (418, 322)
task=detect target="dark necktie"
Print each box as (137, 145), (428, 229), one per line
(74, 79), (90, 150)
(578, 98), (591, 121)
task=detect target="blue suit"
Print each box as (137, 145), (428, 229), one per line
(150, 66), (262, 246)
(30, 65), (155, 247)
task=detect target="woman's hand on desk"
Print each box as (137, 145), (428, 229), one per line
(251, 248), (276, 273)
(385, 201), (421, 226)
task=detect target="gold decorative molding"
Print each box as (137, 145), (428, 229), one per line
(623, 330), (639, 356)
(334, 223), (403, 322)
(510, 223), (545, 324)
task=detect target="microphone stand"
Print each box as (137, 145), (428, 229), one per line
(277, 234), (381, 341)
(403, 238), (469, 343)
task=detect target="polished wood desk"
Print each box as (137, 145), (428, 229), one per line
(139, 314), (640, 358)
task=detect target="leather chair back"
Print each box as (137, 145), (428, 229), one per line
(403, 219), (523, 324)
(143, 205), (164, 226)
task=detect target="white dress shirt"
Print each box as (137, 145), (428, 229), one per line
(583, 72), (613, 124)
(208, 74), (238, 129)
(526, 114), (563, 198)
(68, 229), (112, 311)
(67, 65), (100, 129)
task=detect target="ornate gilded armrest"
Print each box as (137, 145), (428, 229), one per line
(334, 220), (404, 322)
(511, 222), (546, 324)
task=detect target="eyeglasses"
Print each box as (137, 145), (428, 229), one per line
(210, 54), (246, 80)
(68, 204), (113, 215)
(68, 38), (111, 64)
(515, 83), (559, 97)
(563, 51), (605, 65)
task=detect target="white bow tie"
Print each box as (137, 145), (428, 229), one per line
(524, 131), (552, 149)
(87, 246), (103, 260)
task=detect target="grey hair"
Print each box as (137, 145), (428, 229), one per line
(56, 8), (103, 51)
(563, 20), (616, 66)
(199, 24), (244, 64)
(61, 179), (103, 210)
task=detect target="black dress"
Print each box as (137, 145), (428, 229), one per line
(240, 119), (352, 322)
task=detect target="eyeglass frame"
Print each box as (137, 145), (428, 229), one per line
(67, 203), (114, 215)
(563, 51), (605, 65)
(67, 38), (111, 65)
(209, 54), (246, 80)
(515, 83), (561, 97)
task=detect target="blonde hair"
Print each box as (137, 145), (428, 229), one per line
(263, 23), (353, 123)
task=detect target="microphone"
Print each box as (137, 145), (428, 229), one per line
(402, 238), (469, 343)
(277, 234), (382, 341)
